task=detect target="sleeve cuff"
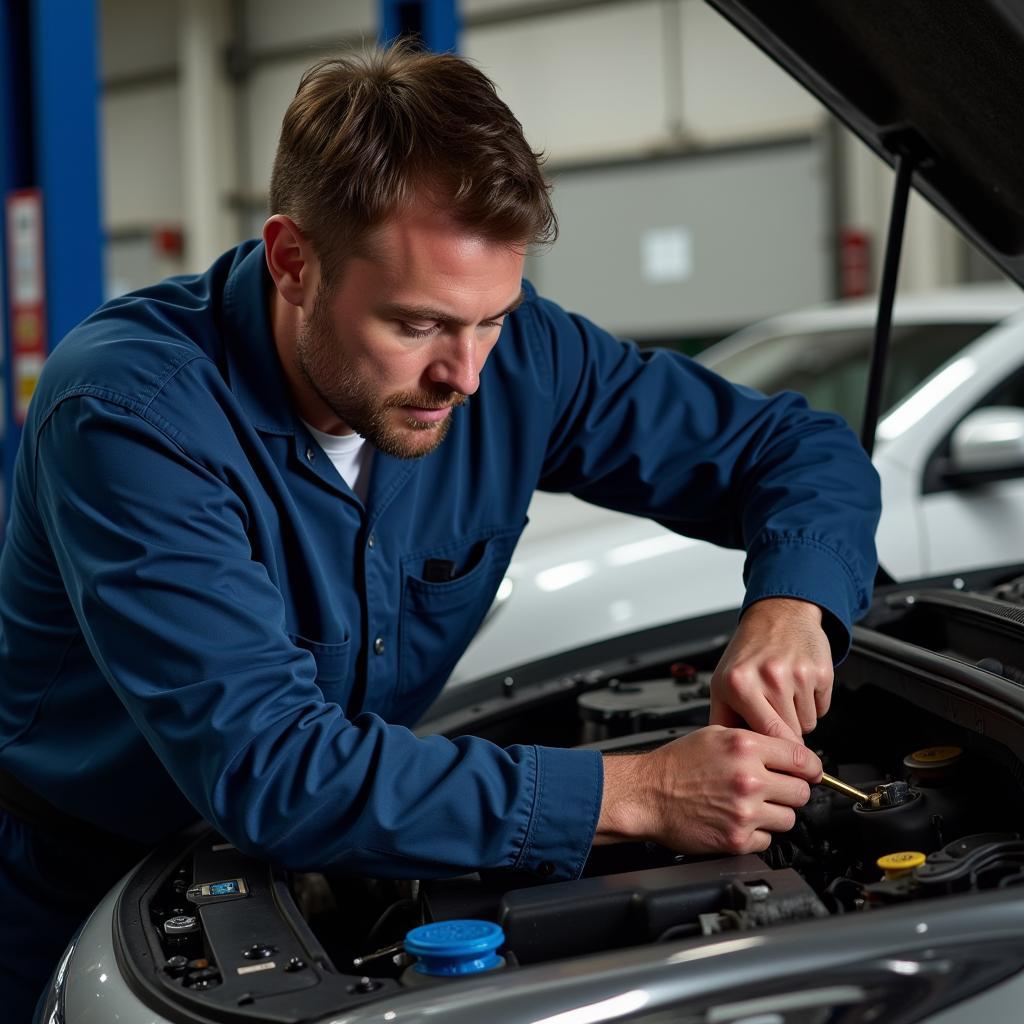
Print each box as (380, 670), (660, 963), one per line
(513, 746), (603, 881)
(742, 536), (869, 664)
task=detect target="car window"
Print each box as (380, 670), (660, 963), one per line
(706, 322), (993, 431)
(920, 363), (1024, 494)
(975, 367), (1024, 409)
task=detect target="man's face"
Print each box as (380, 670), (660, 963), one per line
(293, 204), (526, 460)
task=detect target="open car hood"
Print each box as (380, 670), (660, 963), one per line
(706, 0), (1024, 287)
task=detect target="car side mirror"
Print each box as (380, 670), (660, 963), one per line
(947, 406), (1024, 479)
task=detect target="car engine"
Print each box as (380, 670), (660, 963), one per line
(118, 565), (1024, 1018)
(308, 588), (1024, 978)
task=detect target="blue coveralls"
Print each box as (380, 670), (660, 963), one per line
(0, 241), (880, 1019)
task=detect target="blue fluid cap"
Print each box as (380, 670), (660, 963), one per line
(404, 920), (505, 977)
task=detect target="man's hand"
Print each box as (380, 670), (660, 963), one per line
(709, 597), (833, 743)
(595, 727), (822, 854)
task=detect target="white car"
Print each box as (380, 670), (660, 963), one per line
(450, 283), (1024, 684)
(42, 8), (1024, 1024)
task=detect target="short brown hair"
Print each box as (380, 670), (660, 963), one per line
(270, 44), (557, 280)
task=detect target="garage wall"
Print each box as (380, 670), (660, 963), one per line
(101, 0), (237, 289)
(464, 2), (672, 163)
(675, 1), (822, 144)
(242, 0), (378, 200)
(102, 85), (182, 232)
(245, 0), (376, 49)
(532, 140), (831, 338)
(100, 0), (178, 80)
(98, 0), (984, 317)
(100, 0), (182, 295)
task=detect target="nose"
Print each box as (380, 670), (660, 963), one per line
(426, 329), (483, 396)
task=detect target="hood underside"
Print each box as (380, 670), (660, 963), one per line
(706, 0), (1024, 288)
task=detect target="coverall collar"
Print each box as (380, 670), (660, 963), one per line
(220, 240), (297, 438)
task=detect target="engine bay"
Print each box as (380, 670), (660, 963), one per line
(300, 627), (1024, 978)
(118, 567), (1024, 1019)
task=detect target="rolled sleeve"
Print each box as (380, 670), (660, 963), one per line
(518, 293), (881, 650)
(741, 532), (872, 663)
(513, 746), (603, 880)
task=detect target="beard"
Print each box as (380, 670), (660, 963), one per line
(295, 287), (465, 460)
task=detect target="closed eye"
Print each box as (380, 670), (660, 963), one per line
(398, 318), (506, 339)
(398, 322), (442, 339)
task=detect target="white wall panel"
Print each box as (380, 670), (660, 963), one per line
(463, 2), (668, 163)
(180, 0), (241, 269)
(106, 238), (184, 300)
(677, 0), (822, 144)
(245, 57), (326, 203)
(102, 85), (182, 227)
(461, 0), (564, 13)
(530, 141), (831, 337)
(100, 0), (178, 79)
(245, 0), (376, 52)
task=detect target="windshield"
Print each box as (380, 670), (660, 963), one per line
(704, 322), (994, 432)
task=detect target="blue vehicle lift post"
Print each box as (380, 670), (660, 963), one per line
(378, 0), (459, 53)
(0, 0), (104, 530)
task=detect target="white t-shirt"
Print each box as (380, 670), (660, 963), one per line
(303, 421), (374, 502)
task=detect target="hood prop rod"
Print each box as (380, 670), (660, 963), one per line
(860, 148), (916, 458)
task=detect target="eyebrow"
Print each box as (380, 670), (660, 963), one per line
(379, 289), (525, 328)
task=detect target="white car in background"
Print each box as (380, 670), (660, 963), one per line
(450, 283), (1024, 684)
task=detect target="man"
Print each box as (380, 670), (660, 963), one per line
(0, 46), (880, 1019)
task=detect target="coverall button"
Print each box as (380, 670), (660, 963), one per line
(373, 637), (385, 655)
(305, 446), (316, 462)
(367, 533), (376, 549)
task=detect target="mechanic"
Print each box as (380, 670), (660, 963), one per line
(0, 46), (880, 1021)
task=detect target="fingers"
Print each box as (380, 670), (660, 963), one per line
(708, 699), (742, 730)
(762, 770), (813, 810)
(761, 656), (812, 737)
(718, 731), (819, 796)
(757, 732), (823, 782)
(814, 672), (832, 718)
(759, 802), (798, 835)
(716, 676), (801, 743)
(717, 793), (799, 853)
(748, 830), (773, 852)
(714, 657), (833, 740)
(792, 680), (819, 737)
(748, 694), (802, 745)
(707, 814), (790, 855)
(713, 723), (822, 783)
(802, 657), (833, 728)
(720, 746), (811, 847)
(709, 598), (835, 742)
(638, 727), (815, 856)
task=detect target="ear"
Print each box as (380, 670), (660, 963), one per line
(263, 215), (318, 308)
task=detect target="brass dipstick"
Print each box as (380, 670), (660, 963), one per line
(819, 771), (872, 803)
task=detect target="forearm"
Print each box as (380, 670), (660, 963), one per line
(742, 596), (822, 628)
(594, 753), (650, 845)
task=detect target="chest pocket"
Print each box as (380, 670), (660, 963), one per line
(288, 632), (353, 707)
(396, 523), (524, 718)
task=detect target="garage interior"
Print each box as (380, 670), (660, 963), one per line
(6, 4), (1024, 1023)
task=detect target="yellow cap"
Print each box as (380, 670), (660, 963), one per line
(908, 746), (962, 765)
(877, 851), (926, 879)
